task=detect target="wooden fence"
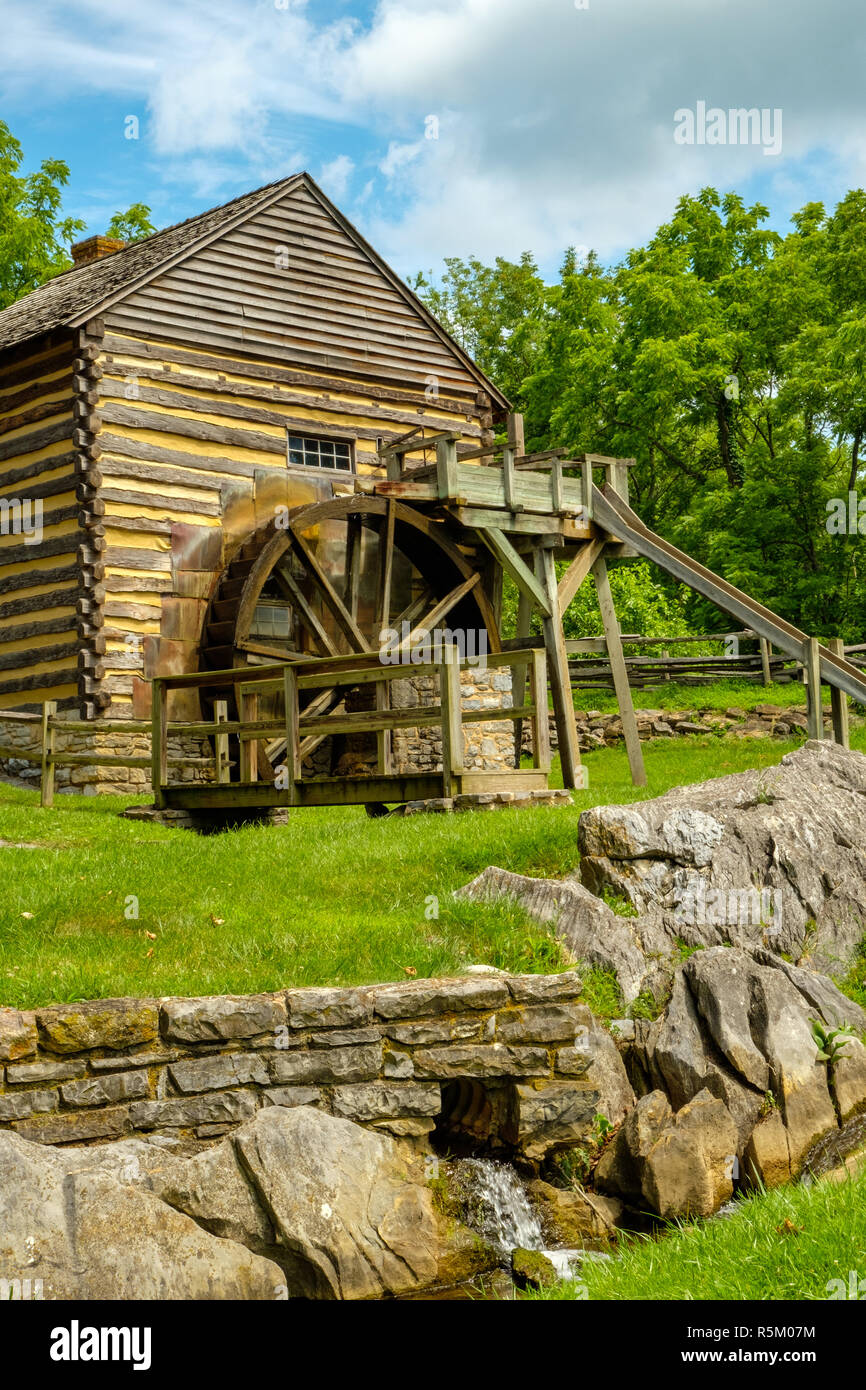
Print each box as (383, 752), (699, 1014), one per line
(566, 630), (794, 690)
(0, 645), (550, 810)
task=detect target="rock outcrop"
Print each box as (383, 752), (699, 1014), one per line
(0, 1105), (497, 1301)
(578, 741), (866, 974)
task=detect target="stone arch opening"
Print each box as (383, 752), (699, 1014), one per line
(431, 1079), (519, 1158)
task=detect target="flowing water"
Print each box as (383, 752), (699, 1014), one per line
(451, 1158), (544, 1256)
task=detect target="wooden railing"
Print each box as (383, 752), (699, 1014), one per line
(150, 645), (550, 809)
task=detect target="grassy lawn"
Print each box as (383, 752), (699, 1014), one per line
(528, 1166), (866, 1301)
(3, 726), (861, 1010)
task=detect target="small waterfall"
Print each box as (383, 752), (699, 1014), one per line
(451, 1158), (544, 1256)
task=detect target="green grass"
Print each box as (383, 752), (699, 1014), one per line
(1, 728), (863, 1009)
(526, 1166), (866, 1300)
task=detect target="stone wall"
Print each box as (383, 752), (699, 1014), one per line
(0, 713), (212, 798)
(0, 972), (633, 1162)
(523, 701), (851, 756)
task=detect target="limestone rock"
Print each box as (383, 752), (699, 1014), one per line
(0, 1130), (284, 1300)
(232, 1105), (442, 1299)
(596, 1088), (736, 1219)
(577, 741), (866, 972)
(527, 1179), (623, 1246)
(36, 999), (159, 1053)
(511, 1246), (558, 1290)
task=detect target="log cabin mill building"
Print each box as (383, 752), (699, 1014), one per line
(0, 173), (517, 794)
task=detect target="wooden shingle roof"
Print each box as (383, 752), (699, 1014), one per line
(0, 172), (508, 407)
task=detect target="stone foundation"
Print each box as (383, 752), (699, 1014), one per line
(0, 972), (633, 1162)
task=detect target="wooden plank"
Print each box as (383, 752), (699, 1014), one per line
(239, 690), (259, 781)
(214, 700), (230, 784)
(511, 587), (533, 764)
(829, 636), (850, 750)
(439, 644), (464, 797)
(804, 636), (824, 740)
(459, 770), (549, 794)
(396, 573), (481, 655)
(529, 649), (551, 774)
(592, 554), (647, 787)
(283, 664), (301, 805)
(289, 527), (366, 652)
(39, 700), (56, 809)
(151, 679), (168, 809)
(436, 435), (459, 500)
(502, 445), (522, 512)
(271, 561), (340, 657)
(760, 637), (772, 687)
(537, 548), (582, 790)
(479, 528), (550, 616)
(557, 538), (605, 612)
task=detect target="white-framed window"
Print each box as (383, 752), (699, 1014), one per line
(287, 432), (353, 473)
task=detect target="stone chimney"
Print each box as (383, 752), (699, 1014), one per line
(70, 235), (127, 268)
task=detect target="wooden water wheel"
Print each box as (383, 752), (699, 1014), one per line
(199, 495), (500, 779)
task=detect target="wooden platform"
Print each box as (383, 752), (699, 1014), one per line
(159, 768), (550, 812)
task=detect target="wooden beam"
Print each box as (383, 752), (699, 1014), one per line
(439, 644), (464, 797)
(592, 554), (647, 787)
(529, 648), (551, 773)
(151, 679), (168, 810)
(40, 700), (56, 810)
(396, 574), (481, 655)
(435, 434), (459, 500)
(804, 636), (824, 740)
(511, 587), (534, 764)
(478, 527), (551, 616)
(536, 548), (582, 789)
(829, 637), (850, 749)
(760, 637), (772, 687)
(283, 664), (301, 805)
(289, 527), (367, 652)
(214, 700), (230, 784)
(557, 538), (605, 612)
(271, 561), (340, 658)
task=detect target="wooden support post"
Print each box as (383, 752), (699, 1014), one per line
(511, 588), (533, 764)
(439, 644), (464, 797)
(829, 637), (849, 749)
(435, 435), (459, 500)
(760, 637), (772, 687)
(592, 554), (647, 787)
(214, 700), (230, 784)
(40, 700), (57, 809)
(283, 665), (301, 805)
(804, 637), (823, 740)
(151, 680), (168, 810)
(507, 412), (525, 459)
(502, 445), (522, 512)
(537, 547), (582, 789)
(529, 648), (551, 773)
(239, 690), (259, 781)
(580, 457), (593, 523)
(376, 680), (393, 775)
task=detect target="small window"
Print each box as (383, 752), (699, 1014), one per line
(288, 433), (353, 472)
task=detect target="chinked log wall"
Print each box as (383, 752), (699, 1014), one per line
(0, 179), (496, 737)
(0, 973), (621, 1162)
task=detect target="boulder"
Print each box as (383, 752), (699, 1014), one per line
(511, 1247), (558, 1290)
(596, 1088), (737, 1219)
(0, 1130), (284, 1300)
(577, 741), (866, 973)
(526, 1179), (623, 1246)
(635, 947), (866, 1180)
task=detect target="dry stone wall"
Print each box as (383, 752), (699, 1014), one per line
(0, 972), (633, 1161)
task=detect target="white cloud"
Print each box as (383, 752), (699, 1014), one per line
(319, 153), (355, 199)
(2, 0), (865, 273)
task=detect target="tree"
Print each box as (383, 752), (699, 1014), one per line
(0, 120), (158, 310)
(106, 203), (156, 243)
(0, 120), (85, 309)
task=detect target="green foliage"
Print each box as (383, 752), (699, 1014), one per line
(414, 186), (866, 637)
(106, 203), (156, 243)
(810, 1019), (857, 1064)
(0, 120), (157, 309)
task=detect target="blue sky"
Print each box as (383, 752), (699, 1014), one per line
(2, 0), (865, 281)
